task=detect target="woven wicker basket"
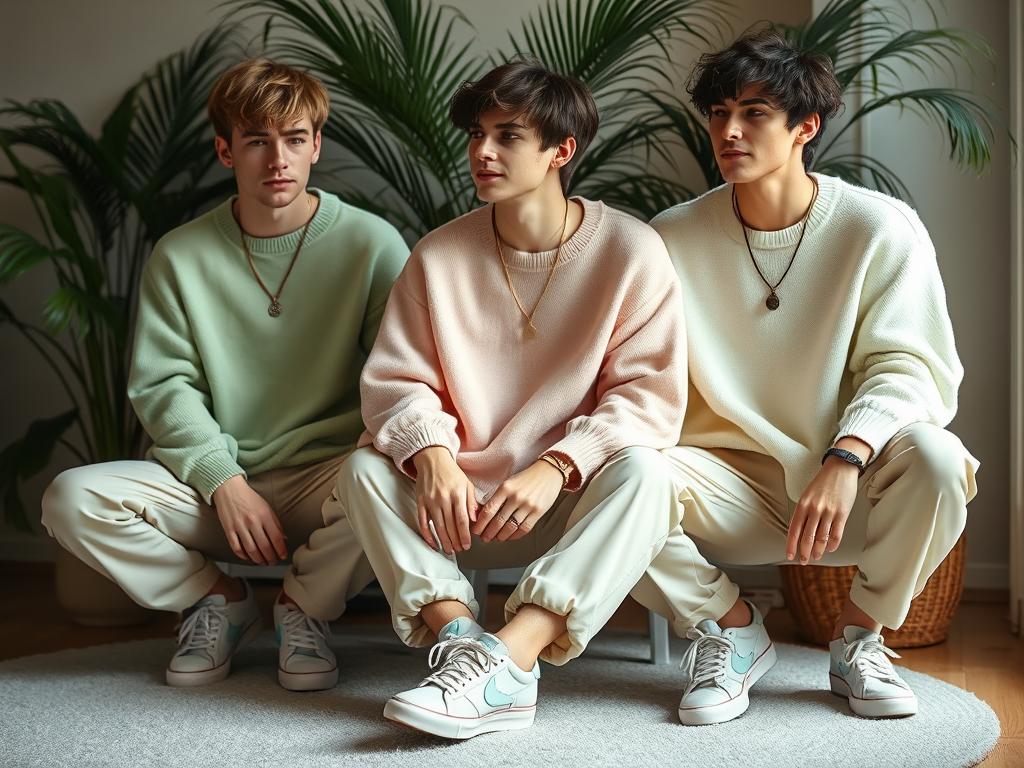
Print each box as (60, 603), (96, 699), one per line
(778, 534), (966, 648)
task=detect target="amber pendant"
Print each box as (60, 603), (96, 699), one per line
(523, 320), (538, 340)
(268, 300), (282, 317)
(766, 291), (780, 311)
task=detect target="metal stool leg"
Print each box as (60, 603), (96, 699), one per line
(470, 569), (490, 624)
(649, 611), (671, 665)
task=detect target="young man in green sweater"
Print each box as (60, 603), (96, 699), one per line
(41, 59), (409, 690)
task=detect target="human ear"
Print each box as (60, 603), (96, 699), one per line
(551, 135), (577, 168)
(795, 113), (821, 145)
(214, 135), (233, 169)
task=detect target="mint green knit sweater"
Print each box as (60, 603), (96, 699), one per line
(128, 190), (409, 501)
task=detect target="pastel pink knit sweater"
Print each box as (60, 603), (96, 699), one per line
(358, 197), (686, 500)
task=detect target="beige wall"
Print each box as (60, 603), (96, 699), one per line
(0, 1), (1011, 588)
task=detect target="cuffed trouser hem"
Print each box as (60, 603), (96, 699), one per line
(395, 582), (481, 649)
(171, 562), (226, 612)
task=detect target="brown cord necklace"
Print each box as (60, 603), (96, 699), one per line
(237, 193), (315, 318)
(732, 178), (818, 311)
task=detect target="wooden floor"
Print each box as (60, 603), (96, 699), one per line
(2, 562), (1021, 766)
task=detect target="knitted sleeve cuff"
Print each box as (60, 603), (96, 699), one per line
(835, 404), (905, 463)
(547, 424), (618, 491)
(191, 449), (246, 505)
(379, 422), (461, 479)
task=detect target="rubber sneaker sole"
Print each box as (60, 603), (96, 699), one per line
(829, 673), (918, 718)
(278, 664), (339, 692)
(383, 697), (536, 739)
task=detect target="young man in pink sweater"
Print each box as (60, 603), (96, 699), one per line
(325, 61), (687, 739)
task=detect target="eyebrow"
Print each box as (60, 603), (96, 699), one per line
(240, 128), (311, 137)
(469, 121), (530, 130)
(711, 97), (774, 108)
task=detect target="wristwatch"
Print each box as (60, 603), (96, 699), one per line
(821, 447), (866, 475)
(540, 452), (574, 488)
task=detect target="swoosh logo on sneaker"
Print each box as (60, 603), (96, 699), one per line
(731, 650), (755, 675)
(483, 673), (515, 708)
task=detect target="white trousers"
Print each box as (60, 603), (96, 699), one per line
(40, 455), (375, 618)
(333, 446), (684, 665)
(631, 423), (978, 633)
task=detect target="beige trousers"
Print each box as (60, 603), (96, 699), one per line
(332, 445), (684, 665)
(40, 455), (375, 618)
(630, 423), (978, 633)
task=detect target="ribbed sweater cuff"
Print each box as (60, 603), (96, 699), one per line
(192, 449), (246, 504)
(382, 423), (461, 479)
(835, 405), (905, 463)
(547, 430), (616, 491)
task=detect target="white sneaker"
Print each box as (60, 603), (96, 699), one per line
(165, 581), (261, 686)
(274, 599), (338, 691)
(677, 601), (777, 725)
(383, 633), (539, 739)
(829, 626), (917, 718)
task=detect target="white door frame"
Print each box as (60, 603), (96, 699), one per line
(1009, 0), (1023, 636)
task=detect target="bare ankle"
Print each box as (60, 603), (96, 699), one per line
(206, 574), (246, 603)
(717, 598), (752, 630)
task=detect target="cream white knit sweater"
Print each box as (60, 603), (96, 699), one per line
(651, 173), (969, 499)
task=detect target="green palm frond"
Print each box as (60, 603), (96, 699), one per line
(0, 101), (124, 253)
(781, 0), (998, 197)
(810, 153), (912, 200)
(128, 24), (240, 233)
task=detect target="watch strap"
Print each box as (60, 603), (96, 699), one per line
(821, 447), (866, 475)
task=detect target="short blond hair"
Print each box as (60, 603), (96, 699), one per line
(207, 58), (330, 141)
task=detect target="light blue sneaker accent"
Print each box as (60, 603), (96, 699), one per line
(438, 616), (484, 641)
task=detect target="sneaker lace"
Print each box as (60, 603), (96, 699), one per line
(844, 635), (905, 685)
(422, 638), (496, 695)
(680, 628), (734, 692)
(281, 607), (329, 654)
(176, 604), (225, 657)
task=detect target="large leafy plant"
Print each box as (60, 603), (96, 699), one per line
(232, 0), (727, 239)
(646, 0), (997, 200)
(0, 26), (239, 531)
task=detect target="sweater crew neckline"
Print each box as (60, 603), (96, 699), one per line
(213, 188), (341, 256)
(720, 172), (839, 250)
(478, 196), (604, 271)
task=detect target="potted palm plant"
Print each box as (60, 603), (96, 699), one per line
(0, 26), (240, 622)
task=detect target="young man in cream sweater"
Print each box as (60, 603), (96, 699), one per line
(633, 27), (978, 724)
(41, 60), (409, 690)
(327, 60), (687, 739)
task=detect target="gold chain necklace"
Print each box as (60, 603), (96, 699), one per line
(492, 199), (569, 340)
(237, 194), (315, 318)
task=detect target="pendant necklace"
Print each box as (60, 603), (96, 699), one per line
(237, 193), (315, 318)
(731, 178), (817, 311)
(492, 200), (569, 340)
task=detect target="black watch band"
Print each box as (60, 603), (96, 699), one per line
(821, 447), (866, 475)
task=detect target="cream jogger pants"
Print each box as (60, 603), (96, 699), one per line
(333, 445), (683, 665)
(40, 455), (375, 618)
(630, 423), (978, 634)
